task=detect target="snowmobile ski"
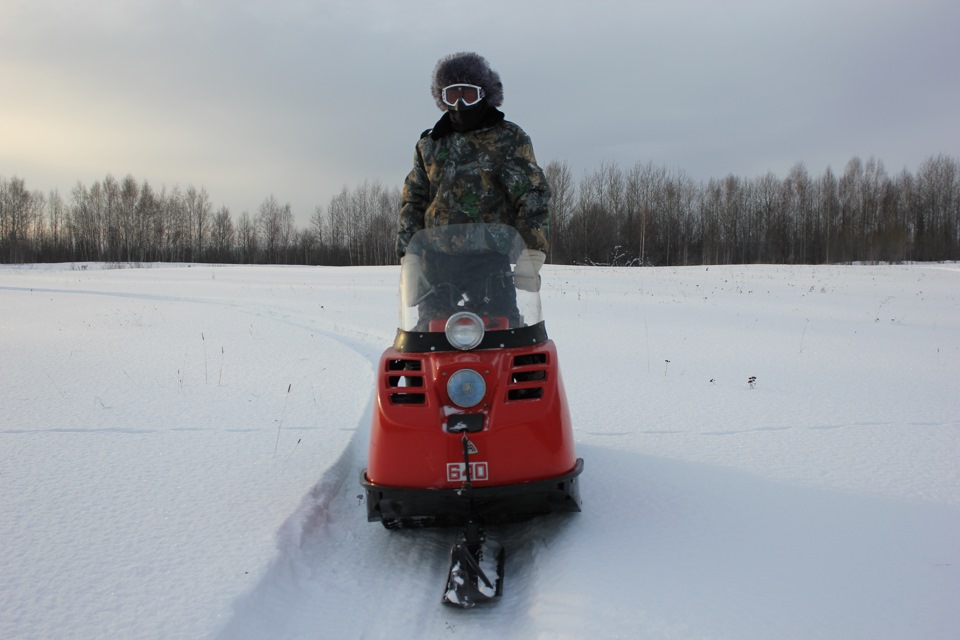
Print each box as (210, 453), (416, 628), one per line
(442, 437), (506, 607)
(442, 521), (504, 608)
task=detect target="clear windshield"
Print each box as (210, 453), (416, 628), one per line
(399, 223), (543, 332)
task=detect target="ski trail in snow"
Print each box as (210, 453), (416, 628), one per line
(0, 282), (396, 355)
(211, 390), (452, 638)
(0, 285), (216, 303)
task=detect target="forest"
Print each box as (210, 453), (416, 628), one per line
(2, 154), (958, 266)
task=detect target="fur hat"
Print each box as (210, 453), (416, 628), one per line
(431, 52), (503, 110)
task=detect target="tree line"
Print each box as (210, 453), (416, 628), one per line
(2, 153), (958, 266)
(546, 154), (959, 266)
(0, 175), (400, 266)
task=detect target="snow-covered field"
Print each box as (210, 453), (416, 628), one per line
(1, 261), (958, 639)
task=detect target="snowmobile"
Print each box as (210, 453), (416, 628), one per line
(360, 223), (583, 608)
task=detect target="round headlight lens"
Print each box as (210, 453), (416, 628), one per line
(445, 312), (484, 350)
(447, 369), (486, 408)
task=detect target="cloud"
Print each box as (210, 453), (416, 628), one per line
(2, 0), (958, 226)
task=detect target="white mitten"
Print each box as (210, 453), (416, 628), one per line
(514, 249), (545, 292)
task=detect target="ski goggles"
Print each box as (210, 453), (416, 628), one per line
(441, 83), (485, 108)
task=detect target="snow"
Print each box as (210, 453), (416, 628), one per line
(1, 261), (959, 639)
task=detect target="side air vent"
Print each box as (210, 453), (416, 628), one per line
(386, 358), (425, 405)
(507, 353), (547, 401)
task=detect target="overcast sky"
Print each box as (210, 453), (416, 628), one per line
(3, 0), (958, 226)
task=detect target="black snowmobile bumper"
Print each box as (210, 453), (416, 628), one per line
(360, 459), (584, 529)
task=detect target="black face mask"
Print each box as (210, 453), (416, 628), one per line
(430, 100), (505, 140)
(448, 100), (490, 132)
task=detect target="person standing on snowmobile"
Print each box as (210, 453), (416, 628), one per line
(396, 51), (552, 321)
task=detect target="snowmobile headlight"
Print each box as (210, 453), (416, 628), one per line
(445, 312), (484, 350)
(447, 368), (486, 408)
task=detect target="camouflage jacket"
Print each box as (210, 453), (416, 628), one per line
(396, 118), (551, 258)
